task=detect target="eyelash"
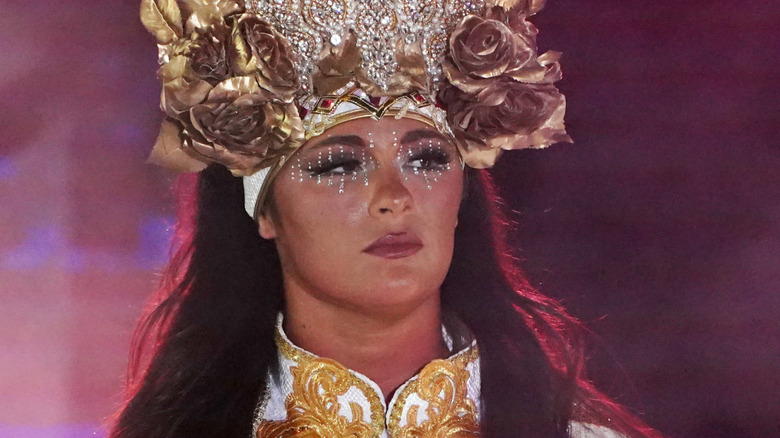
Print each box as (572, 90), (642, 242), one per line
(404, 148), (452, 171)
(304, 146), (454, 178)
(307, 153), (364, 176)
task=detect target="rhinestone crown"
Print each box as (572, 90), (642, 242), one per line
(244, 0), (485, 97)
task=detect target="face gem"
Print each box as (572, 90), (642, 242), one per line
(287, 128), (455, 197)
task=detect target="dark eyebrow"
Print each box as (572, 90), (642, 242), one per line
(399, 129), (451, 146)
(307, 134), (366, 150)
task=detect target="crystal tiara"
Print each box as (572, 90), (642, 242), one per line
(141, 0), (570, 218)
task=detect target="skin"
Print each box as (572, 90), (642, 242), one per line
(258, 116), (464, 399)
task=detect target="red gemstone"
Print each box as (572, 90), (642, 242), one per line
(320, 99), (335, 109)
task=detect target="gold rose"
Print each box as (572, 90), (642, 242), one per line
(231, 15), (258, 75)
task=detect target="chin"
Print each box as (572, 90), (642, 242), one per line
(361, 278), (441, 308)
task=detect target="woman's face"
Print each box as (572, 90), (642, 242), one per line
(259, 117), (463, 316)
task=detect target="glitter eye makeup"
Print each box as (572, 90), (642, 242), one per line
(287, 130), (458, 194)
(290, 143), (375, 193)
(397, 137), (455, 189)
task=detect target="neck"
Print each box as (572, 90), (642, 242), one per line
(283, 292), (449, 401)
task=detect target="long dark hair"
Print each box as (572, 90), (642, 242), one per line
(110, 164), (660, 438)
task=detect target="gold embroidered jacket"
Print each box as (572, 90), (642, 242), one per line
(251, 317), (624, 438)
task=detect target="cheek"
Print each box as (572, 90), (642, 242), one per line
(271, 198), (346, 288)
(420, 170), (463, 220)
(412, 170), (463, 248)
(271, 182), (364, 258)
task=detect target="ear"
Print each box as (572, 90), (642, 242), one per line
(257, 211), (277, 240)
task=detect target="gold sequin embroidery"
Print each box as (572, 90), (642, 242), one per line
(389, 347), (480, 437)
(256, 357), (383, 437)
(258, 324), (480, 437)
(256, 331), (385, 438)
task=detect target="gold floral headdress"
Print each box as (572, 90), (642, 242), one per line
(141, 0), (570, 219)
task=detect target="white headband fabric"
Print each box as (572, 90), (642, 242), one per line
(243, 167), (271, 218)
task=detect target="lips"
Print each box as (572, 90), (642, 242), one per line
(363, 232), (423, 259)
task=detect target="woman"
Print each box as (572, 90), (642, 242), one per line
(112, 0), (662, 436)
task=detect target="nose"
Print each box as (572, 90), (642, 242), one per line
(368, 166), (413, 218)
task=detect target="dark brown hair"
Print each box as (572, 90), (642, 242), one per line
(110, 164), (660, 438)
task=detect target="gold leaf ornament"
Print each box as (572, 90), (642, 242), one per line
(184, 0), (243, 32)
(140, 0), (184, 44)
(527, 0), (548, 15)
(148, 118), (208, 172)
(493, 0), (547, 15)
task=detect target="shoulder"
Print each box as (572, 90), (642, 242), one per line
(569, 421), (628, 438)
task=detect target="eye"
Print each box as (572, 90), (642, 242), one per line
(405, 148), (452, 171)
(308, 156), (364, 176)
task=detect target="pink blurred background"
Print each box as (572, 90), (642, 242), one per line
(0, 0), (778, 437)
